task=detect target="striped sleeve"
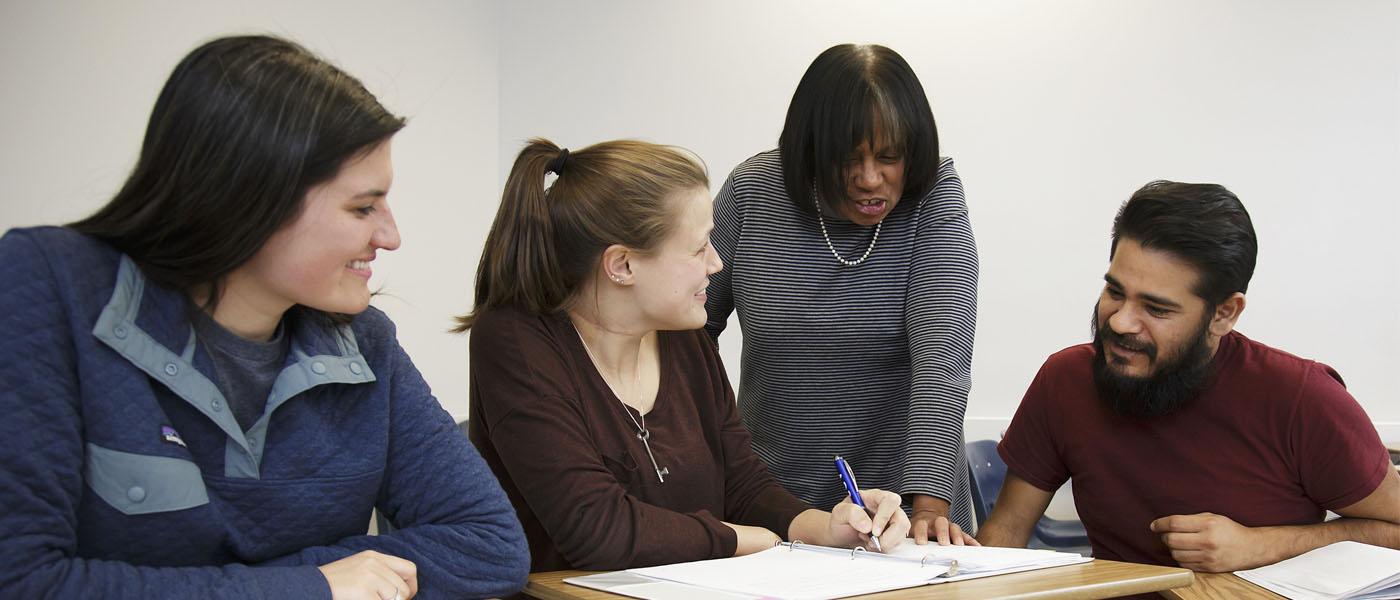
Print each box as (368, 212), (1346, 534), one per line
(901, 159), (978, 502)
(704, 172), (742, 341)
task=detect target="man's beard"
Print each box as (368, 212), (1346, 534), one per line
(1091, 307), (1215, 418)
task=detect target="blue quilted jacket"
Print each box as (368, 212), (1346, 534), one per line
(0, 227), (529, 599)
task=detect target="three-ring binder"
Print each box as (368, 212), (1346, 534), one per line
(774, 540), (961, 578)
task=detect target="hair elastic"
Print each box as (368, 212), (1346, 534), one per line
(545, 148), (570, 176)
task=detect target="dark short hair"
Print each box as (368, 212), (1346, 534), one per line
(1111, 181), (1258, 305)
(71, 35), (405, 311)
(778, 44), (939, 214)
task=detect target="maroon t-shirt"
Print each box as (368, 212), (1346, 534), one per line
(468, 307), (810, 572)
(999, 331), (1390, 566)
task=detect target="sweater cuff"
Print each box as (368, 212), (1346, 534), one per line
(251, 566), (331, 600)
(716, 520), (738, 557)
(689, 508), (738, 558)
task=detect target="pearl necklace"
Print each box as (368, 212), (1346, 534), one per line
(576, 328), (669, 483)
(814, 194), (880, 267)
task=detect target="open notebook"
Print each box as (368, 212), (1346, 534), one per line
(566, 540), (1090, 600)
(1234, 541), (1400, 600)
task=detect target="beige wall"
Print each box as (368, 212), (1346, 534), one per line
(3, 0), (1397, 450)
(496, 0), (1400, 445)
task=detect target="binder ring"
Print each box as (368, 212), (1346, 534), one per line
(789, 540), (804, 552)
(920, 555), (961, 578)
(850, 546), (867, 560)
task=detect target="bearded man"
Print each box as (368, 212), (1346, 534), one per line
(959, 181), (1400, 572)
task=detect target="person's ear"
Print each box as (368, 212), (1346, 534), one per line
(600, 244), (633, 285)
(1209, 292), (1246, 337)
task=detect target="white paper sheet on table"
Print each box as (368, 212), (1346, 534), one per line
(1234, 541), (1400, 600)
(566, 540), (1090, 600)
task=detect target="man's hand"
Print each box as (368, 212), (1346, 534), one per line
(1150, 512), (1264, 572)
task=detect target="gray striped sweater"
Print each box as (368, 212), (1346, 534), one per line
(705, 150), (977, 530)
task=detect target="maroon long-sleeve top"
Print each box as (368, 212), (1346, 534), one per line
(468, 307), (811, 572)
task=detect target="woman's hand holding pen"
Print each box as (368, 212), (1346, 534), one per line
(786, 489), (909, 552)
(825, 458), (909, 551)
(828, 489), (910, 552)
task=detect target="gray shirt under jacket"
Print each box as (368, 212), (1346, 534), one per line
(190, 308), (289, 432)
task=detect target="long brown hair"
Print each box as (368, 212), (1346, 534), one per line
(454, 138), (708, 331)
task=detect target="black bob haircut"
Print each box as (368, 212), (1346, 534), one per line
(778, 44), (939, 214)
(71, 35), (405, 313)
(1111, 181), (1258, 306)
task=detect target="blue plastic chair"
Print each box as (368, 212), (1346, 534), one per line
(965, 439), (1091, 555)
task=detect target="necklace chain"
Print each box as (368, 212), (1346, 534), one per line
(575, 327), (668, 483)
(813, 193), (880, 266)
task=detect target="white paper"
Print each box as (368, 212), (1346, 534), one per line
(1235, 541), (1400, 600)
(884, 540), (1087, 574)
(613, 541), (1090, 600)
(566, 572), (759, 600)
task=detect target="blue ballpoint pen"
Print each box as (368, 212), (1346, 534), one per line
(834, 455), (883, 552)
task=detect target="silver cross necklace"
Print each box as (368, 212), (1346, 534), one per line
(576, 328), (669, 483)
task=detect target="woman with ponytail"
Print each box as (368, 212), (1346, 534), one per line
(459, 139), (910, 572)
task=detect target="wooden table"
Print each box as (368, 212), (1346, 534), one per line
(525, 559), (1194, 599)
(1157, 572), (1285, 600)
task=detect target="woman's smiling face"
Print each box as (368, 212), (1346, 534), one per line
(231, 140), (401, 318)
(627, 187), (723, 331)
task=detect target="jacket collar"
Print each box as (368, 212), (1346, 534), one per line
(91, 256), (378, 478)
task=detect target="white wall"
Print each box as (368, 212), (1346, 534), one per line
(0, 0), (498, 419)
(496, 0), (1400, 444)
(3, 0), (1397, 445)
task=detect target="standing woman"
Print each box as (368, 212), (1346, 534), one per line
(0, 36), (528, 599)
(460, 139), (909, 572)
(706, 44), (979, 543)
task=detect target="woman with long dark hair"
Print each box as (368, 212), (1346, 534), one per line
(0, 35), (527, 599)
